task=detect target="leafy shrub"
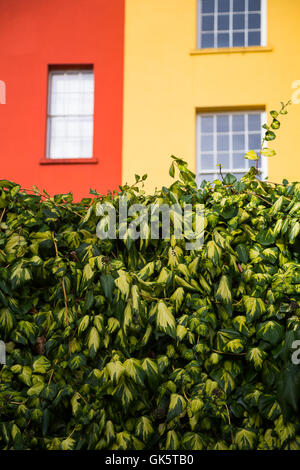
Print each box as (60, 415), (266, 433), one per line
(0, 157), (299, 450)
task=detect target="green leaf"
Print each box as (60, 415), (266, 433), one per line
(106, 360), (125, 385)
(246, 347), (267, 369)
(135, 416), (154, 442)
(182, 432), (205, 450)
(169, 162), (175, 178)
(212, 368), (235, 393)
(165, 430), (180, 450)
(262, 148), (276, 157)
(215, 275), (232, 315)
(156, 300), (176, 339)
(224, 338), (244, 354)
(167, 393), (186, 421)
(33, 356), (51, 374)
(257, 321), (284, 346)
(10, 262), (32, 289)
(61, 438), (75, 450)
(265, 130), (276, 141)
(169, 287), (184, 312)
(244, 296), (266, 323)
(141, 358), (159, 383)
(115, 270), (131, 299)
(124, 358), (145, 385)
(68, 353), (86, 370)
(88, 327), (100, 357)
(244, 150), (258, 160)
(235, 429), (257, 450)
(27, 381), (44, 397)
(0, 307), (14, 334)
(100, 273), (114, 300)
(78, 315), (90, 334)
(271, 119), (280, 130)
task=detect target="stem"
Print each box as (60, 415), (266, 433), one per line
(48, 369), (54, 385)
(0, 208), (6, 225)
(20, 188), (82, 217)
(257, 137), (265, 170)
(212, 348), (246, 356)
(224, 403), (235, 445)
(250, 192), (272, 206)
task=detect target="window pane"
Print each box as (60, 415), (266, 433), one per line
(64, 73), (81, 92)
(248, 114), (261, 130)
(218, 14), (229, 30)
(233, 32), (245, 46)
(232, 133), (245, 150)
(201, 115), (214, 132)
(201, 134), (214, 151)
(202, 0), (215, 13)
(248, 31), (261, 46)
(217, 33), (229, 47)
(248, 13), (260, 29)
(199, 0), (262, 50)
(218, 0), (230, 12)
(216, 152), (230, 167)
(233, 152), (246, 169)
(201, 33), (214, 48)
(48, 116), (93, 158)
(249, 133), (261, 149)
(233, 14), (245, 30)
(201, 153), (214, 170)
(51, 74), (65, 93)
(197, 111), (265, 185)
(217, 134), (229, 151)
(232, 114), (245, 131)
(202, 15), (214, 31)
(233, 0), (245, 12)
(217, 115), (229, 132)
(48, 70), (94, 159)
(249, 0), (261, 11)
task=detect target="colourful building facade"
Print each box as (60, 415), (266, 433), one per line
(1, 0), (300, 198)
(0, 0), (124, 199)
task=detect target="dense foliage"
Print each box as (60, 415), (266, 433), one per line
(0, 157), (299, 450)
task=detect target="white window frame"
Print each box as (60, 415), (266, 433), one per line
(196, 110), (267, 184)
(46, 68), (94, 159)
(197, 0), (267, 49)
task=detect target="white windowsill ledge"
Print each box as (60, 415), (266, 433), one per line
(190, 46), (273, 56)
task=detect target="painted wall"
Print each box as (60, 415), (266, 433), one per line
(122, 0), (300, 190)
(0, 0), (125, 200)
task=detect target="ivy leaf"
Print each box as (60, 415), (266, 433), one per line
(33, 356), (51, 374)
(167, 393), (186, 421)
(182, 432), (205, 450)
(135, 416), (154, 442)
(244, 150), (258, 160)
(244, 296), (266, 323)
(262, 148), (276, 157)
(246, 347), (267, 369)
(165, 430), (180, 450)
(61, 438), (75, 450)
(124, 358), (145, 386)
(215, 275), (232, 315)
(88, 327), (100, 357)
(265, 130), (276, 141)
(235, 429), (257, 450)
(257, 321), (284, 346)
(156, 300), (176, 339)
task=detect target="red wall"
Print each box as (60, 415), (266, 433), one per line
(0, 0), (124, 200)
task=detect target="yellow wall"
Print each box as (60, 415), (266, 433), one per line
(122, 0), (300, 189)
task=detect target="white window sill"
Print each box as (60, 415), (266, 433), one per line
(190, 46), (273, 56)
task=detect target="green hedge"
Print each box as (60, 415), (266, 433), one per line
(0, 157), (299, 450)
